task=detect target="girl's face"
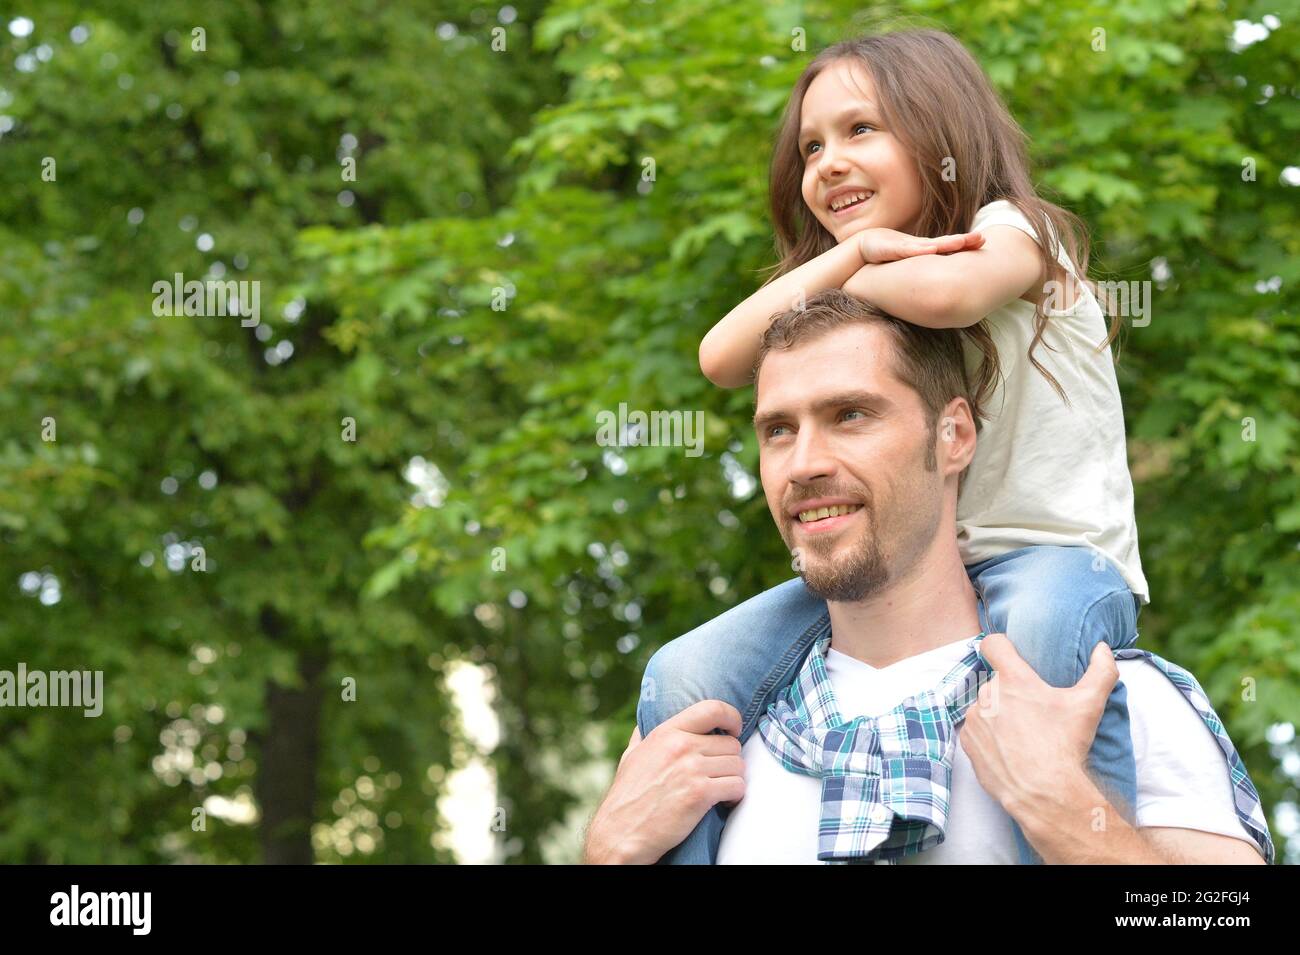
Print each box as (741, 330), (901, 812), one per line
(798, 59), (924, 243)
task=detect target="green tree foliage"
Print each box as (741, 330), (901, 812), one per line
(0, 0), (561, 862)
(1, 0), (1296, 863)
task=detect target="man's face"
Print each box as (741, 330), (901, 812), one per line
(753, 324), (946, 603)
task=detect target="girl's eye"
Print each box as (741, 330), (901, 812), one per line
(804, 123), (875, 156)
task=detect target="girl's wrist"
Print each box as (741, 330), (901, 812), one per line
(851, 227), (883, 267)
(839, 229), (871, 268)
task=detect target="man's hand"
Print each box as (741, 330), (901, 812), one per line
(959, 633), (1115, 816)
(959, 635), (1266, 863)
(856, 227), (984, 265)
(583, 701), (746, 864)
(957, 635), (1170, 862)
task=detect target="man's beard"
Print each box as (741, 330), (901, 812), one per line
(784, 505), (890, 603)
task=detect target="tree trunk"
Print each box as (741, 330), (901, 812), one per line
(255, 622), (328, 864)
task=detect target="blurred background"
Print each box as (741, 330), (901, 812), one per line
(0, 0), (1296, 864)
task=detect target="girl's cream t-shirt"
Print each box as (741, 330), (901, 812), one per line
(956, 200), (1149, 604)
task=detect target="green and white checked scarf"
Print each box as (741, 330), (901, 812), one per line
(757, 631), (1276, 865)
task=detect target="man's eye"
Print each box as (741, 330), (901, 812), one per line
(767, 424), (791, 438)
(841, 409), (869, 422)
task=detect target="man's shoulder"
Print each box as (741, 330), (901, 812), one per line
(1115, 655), (1273, 862)
(1115, 654), (1214, 745)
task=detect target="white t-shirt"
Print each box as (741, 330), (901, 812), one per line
(956, 200), (1149, 604)
(717, 634), (1262, 864)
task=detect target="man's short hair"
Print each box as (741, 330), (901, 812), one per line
(753, 287), (977, 478)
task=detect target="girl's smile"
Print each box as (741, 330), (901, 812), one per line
(827, 190), (874, 218)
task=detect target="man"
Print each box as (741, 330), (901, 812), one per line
(583, 288), (1273, 864)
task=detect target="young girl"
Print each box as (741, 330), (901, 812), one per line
(638, 29), (1149, 865)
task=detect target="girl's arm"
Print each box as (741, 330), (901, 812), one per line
(700, 228), (987, 389)
(842, 225), (1043, 330)
(698, 238), (864, 388)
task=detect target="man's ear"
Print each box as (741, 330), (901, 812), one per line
(938, 396), (977, 478)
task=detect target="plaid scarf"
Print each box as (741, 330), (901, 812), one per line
(758, 632), (1276, 865)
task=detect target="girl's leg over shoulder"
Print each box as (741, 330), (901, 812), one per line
(969, 544), (1139, 686)
(637, 576), (829, 738)
(967, 544), (1140, 864)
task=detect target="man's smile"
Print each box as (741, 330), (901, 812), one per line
(791, 500), (865, 533)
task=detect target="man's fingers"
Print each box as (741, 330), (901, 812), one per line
(709, 774), (746, 808)
(669, 699), (743, 738)
(977, 632), (1036, 680)
(701, 754), (745, 779)
(697, 732), (743, 757)
(1076, 642), (1120, 701)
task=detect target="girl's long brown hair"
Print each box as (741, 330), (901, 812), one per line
(762, 27), (1124, 418)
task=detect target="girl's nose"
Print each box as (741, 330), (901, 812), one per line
(818, 144), (849, 175)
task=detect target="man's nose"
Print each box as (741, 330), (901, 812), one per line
(788, 426), (837, 485)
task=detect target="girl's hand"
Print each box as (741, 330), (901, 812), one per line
(856, 228), (984, 265)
